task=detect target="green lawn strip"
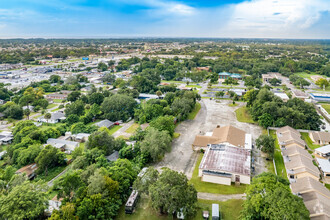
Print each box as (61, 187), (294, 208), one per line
(325, 184), (330, 190)
(187, 102), (201, 120)
(228, 103), (238, 107)
(173, 132), (180, 138)
(189, 153), (247, 194)
(300, 132), (321, 150)
(161, 80), (185, 84)
(108, 125), (122, 135)
(34, 165), (67, 182)
(269, 130), (287, 179)
(266, 159), (275, 174)
(193, 199), (244, 220)
(125, 123), (139, 133)
(234, 106), (256, 124)
(53, 99), (64, 103)
(321, 104), (330, 114)
(47, 104), (57, 109)
(186, 85), (202, 88)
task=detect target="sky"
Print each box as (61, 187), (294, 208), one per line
(0, 0), (329, 39)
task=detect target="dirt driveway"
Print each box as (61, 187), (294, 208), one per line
(154, 99), (265, 178)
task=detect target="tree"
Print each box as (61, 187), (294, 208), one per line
(256, 135), (275, 158)
(101, 94), (136, 121)
(101, 73), (116, 84)
(54, 170), (85, 201)
(65, 100), (85, 116)
(85, 130), (118, 155)
(67, 91), (81, 102)
(149, 168), (197, 217)
(316, 78), (329, 90)
(49, 75), (61, 83)
(269, 78), (281, 86)
(3, 104), (23, 119)
(215, 91), (225, 99)
(97, 62), (108, 71)
(87, 170), (119, 198)
(134, 167), (159, 195)
(0, 182), (48, 219)
(23, 108), (31, 120)
(35, 145), (66, 176)
(156, 90), (163, 98)
(150, 115), (175, 136)
(224, 77), (239, 87)
(258, 113), (274, 128)
(88, 93), (104, 105)
(241, 172), (309, 220)
(140, 127), (172, 162)
(44, 112), (52, 123)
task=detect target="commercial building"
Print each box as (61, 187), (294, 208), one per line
(218, 72), (242, 80)
(198, 144), (251, 185)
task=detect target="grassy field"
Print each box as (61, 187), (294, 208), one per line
(321, 104), (330, 114)
(295, 72), (323, 80)
(117, 196), (243, 220)
(125, 123), (139, 133)
(325, 184), (330, 190)
(161, 80), (185, 84)
(301, 132), (321, 150)
(189, 153), (247, 194)
(108, 125), (122, 135)
(53, 99), (64, 103)
(228, 103), (238, 107)
(187, 102), (201, 120)
(47, 104), (57, 109)
(187, 85), (202, 88)
(235, 106), (255, 124)
(270, 130), (287, 179)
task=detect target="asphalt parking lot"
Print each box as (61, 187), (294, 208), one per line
(155, 99), (266, 178)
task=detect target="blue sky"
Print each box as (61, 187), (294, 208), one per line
(0, 0), (329, 39)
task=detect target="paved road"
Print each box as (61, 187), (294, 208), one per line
(197, 192), (246, 201)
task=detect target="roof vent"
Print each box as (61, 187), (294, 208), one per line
(217, 125), (220, 128)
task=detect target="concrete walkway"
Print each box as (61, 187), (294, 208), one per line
(197, 192), (246, 201)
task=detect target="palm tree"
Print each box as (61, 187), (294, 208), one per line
(23, 108), (31, 120)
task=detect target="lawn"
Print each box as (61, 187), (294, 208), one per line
(270, 130), (287, 179)
(117, 196), (243, 220)
(295, 72), (323, 80)
(47, 104), (57, 109)
(325, 184), (330, 190)
(301, 132), (321, 150)
(187, 102), (201, 120)
(161, 80), (185, 84)
(321, 104), (330, 114)
(53, 99), (64, 103)
(187, 85), (202, 88)
(228, 103), (238, 107)
(189, 153), (247, 194)
(108, 125), (122, 135)
(125, 123), (139, 134)
(235, 106), (255, 124)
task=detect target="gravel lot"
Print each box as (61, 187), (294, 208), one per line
(154, 99), (266, 178)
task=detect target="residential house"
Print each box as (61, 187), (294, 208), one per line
(309, 131), (330, 145)
(198, 144), (251, 185)
(15, 163), (38, 179)
(45, 195), (62, 216)
(314, 145), (330, 159)
(106, 151), (119, 162)
(94, 119), (114, 128)
(193, 125), (252, 150)
(284, 154), (320, 182)
(276, 126), (305, 149)
(71, 133), (90, 142)
(46, 93), (68, 100)
(0, 131), (13, 145)
(316, 158), (330, 180)
(47, 138), (79, 153)
(274, 92), (290, 102)
(281, 145), (312, 160)
(291, 177), (330, 220)
(261, 72), (280, 83)
(38, 112), (66, 124)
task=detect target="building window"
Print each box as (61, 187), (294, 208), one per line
(289, 175), (294, 179)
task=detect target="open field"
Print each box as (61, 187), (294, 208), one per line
(189, 153), (247, 194)
(301, 132), (321, 150)
(270, 130), (287, 179)
(108, 125), (123, 135)
(295, 72), (323, 80)
(321, 104), (330, 114)
(117, 196), (243, 220)
(235, 106), (255, 124)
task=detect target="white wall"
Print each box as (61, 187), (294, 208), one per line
(201, 174), (231, 185)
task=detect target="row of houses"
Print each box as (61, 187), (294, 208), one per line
(276, 126), (330, 219)
(193, 125), (252, 185)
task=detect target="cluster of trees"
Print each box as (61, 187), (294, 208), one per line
(241, 172), (309, 219)
(289, 75), (310, 88)
(244, 88), (322, 130)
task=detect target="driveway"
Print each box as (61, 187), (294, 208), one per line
(154, 99), (264, 179)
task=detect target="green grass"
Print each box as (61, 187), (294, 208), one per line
(47, 104), (57, 109)
(325, 184), (330, 190)
(187, 85), (202, 88)
(321, 104), (330, 114)
(187, 102), (201, 120)
(300, 132), (321, 150)
(125, 123), (139, 134)
(189, 153), (247, 194)
(53, 99), (64, 103)
(108, 125), (122, 135)
(228, 103), (238, 107)
(270, 130), (287, 179)
(192, 199), (244, 220)
(173, 132), (180, 138)
(34, 165), (67, 182)
(235, 106), (255, 124)
(161, 80), (185, 84)
(266, 159), (275, 174)
(117, 196), (243, 220)
(295, 72), (323, 80)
